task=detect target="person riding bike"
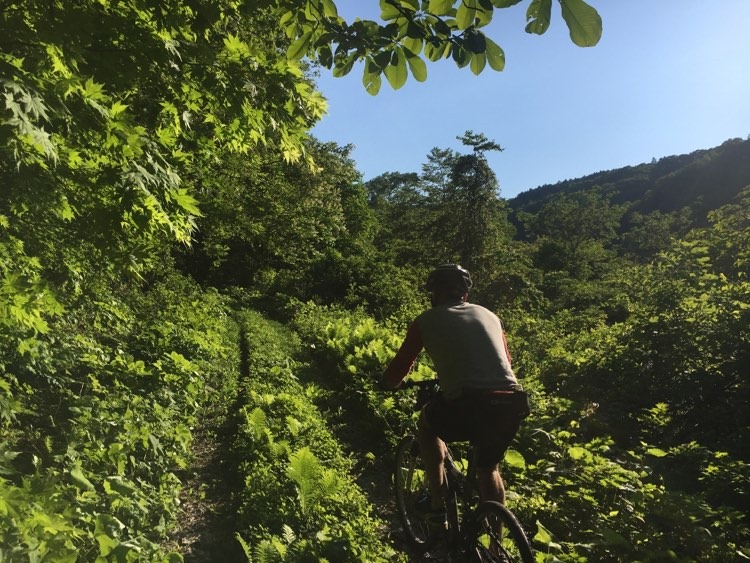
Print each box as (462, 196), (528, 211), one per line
(382, 264), (530, 527)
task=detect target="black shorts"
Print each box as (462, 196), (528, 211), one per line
(424, 389), (530, 469)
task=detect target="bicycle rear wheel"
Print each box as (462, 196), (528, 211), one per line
(393, 435), (440, 552)
(468, 500), (534, 563)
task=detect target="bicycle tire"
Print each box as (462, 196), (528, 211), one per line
(467, 500), (534, 563)
(393, 435), (440, 552)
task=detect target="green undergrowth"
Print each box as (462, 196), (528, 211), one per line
(0, 273), (240, 561)
(232, 310), (402, 562)
(289, 301), (433, 453)
(286, 300), (748, 562)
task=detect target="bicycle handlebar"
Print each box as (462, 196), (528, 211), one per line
(398, 378), (439, 390)
(398, 378), (440, 411)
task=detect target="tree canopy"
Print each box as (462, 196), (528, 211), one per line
(280, 0), (602, 93)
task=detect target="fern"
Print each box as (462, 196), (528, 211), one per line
(236, 532), (253, 560)
(253, 537), (287, 563)
(280, 524), (296, 544)
(245, 407), (272, 444)
(318, 469), (342, 499)
(287, 447), (321, 514)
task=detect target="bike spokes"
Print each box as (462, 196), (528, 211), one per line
(471, 502), (534, 563)
(394, 436), (440, 550)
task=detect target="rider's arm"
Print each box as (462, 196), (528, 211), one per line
(499, 320), (512, 366)
(381, 322), (424, 389)
(502, 330), (512, 366)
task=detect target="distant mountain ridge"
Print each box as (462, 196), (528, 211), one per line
(509, 137), (750, 223)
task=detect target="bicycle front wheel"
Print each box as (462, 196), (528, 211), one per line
(468, 500), (534, 563)
(393, 435), (439, 552)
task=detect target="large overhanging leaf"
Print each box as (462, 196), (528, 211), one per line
(560, 0), (603, 47)
(384, 49), (408, 89)
(525, 0), (552, 35)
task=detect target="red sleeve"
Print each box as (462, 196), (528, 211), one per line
(383, 322), (424, 388)
(502, 328), (512, 366)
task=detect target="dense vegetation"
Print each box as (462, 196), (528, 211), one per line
(1, 1), (748, 562)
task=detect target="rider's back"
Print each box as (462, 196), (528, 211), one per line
(415, 300), (517, 399)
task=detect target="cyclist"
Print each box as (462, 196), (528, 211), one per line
(382, 264), (529, 527)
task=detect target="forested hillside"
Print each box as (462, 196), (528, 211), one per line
(510, 137), (750, 231)
(1, 1), (748, 562)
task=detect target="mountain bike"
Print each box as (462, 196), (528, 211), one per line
(393, 379), (534, 562)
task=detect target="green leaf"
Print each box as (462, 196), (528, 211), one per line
(525, 0), (552, 35)
(288, 447), (323, 514)
(374, 50), (392, 69)
(171, 188), (202, 216)
(95, 514), (125, 556)
(567, 446), (590, 460)
(287, 31), (312, 60)
(317, 44), (333, 68)
(646, 447), (669, 457)
(321, 0), (338, 18)
(110, 101), (129, 118)
(82, 77), (107, 102)
(451, 44), (470, 68)
(380, 0), (401, 20)
(474, 0), (494, 26)
(406, 54), (427, 82)
(470, 52), (486, 75)
(332, 54), (356, 77)
(428, 0), (454, 16)
(533, 520), (554, 545)
(491, 0), (523, 6)
(56, 197), (76, 221)
(223, 34), (251, 60)
(105, 476), (139, 496)
(560, 0), (602, 46)
(384, 50), (408, 89)
(0, 445), (20, 476)
(95, 533), (119, 557)
(504, 448), (526, 469)
(236, 533), (252, 559)
(485, 37), (505, 70)
(363, 69), (382, 95)
(279, 10), (294, 26)
(425, 40), (450, 62)
(402, 35), (424, 55)
(456, 0), (477, 29)
(601, 528), (632, 548)
(70, 465), (95, 491)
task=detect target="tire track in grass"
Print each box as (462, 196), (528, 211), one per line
(165, 326), (248, 562)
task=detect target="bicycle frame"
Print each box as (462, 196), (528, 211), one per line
(444, 442), (486, 547)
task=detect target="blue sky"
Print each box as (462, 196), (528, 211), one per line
(310, 1), (750, 199)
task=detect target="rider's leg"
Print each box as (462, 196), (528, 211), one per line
(417, 409), (448, 510)
(476, 463), (505, 504)
(477, 463), (506, 553)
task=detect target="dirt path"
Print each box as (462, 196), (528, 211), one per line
(166, 324), (253, 561)
(166, 417), (246, 562)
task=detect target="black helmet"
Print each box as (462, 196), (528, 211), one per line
(426, 264), (473, 293)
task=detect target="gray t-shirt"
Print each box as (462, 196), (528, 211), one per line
(416, 301), (518, 399)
